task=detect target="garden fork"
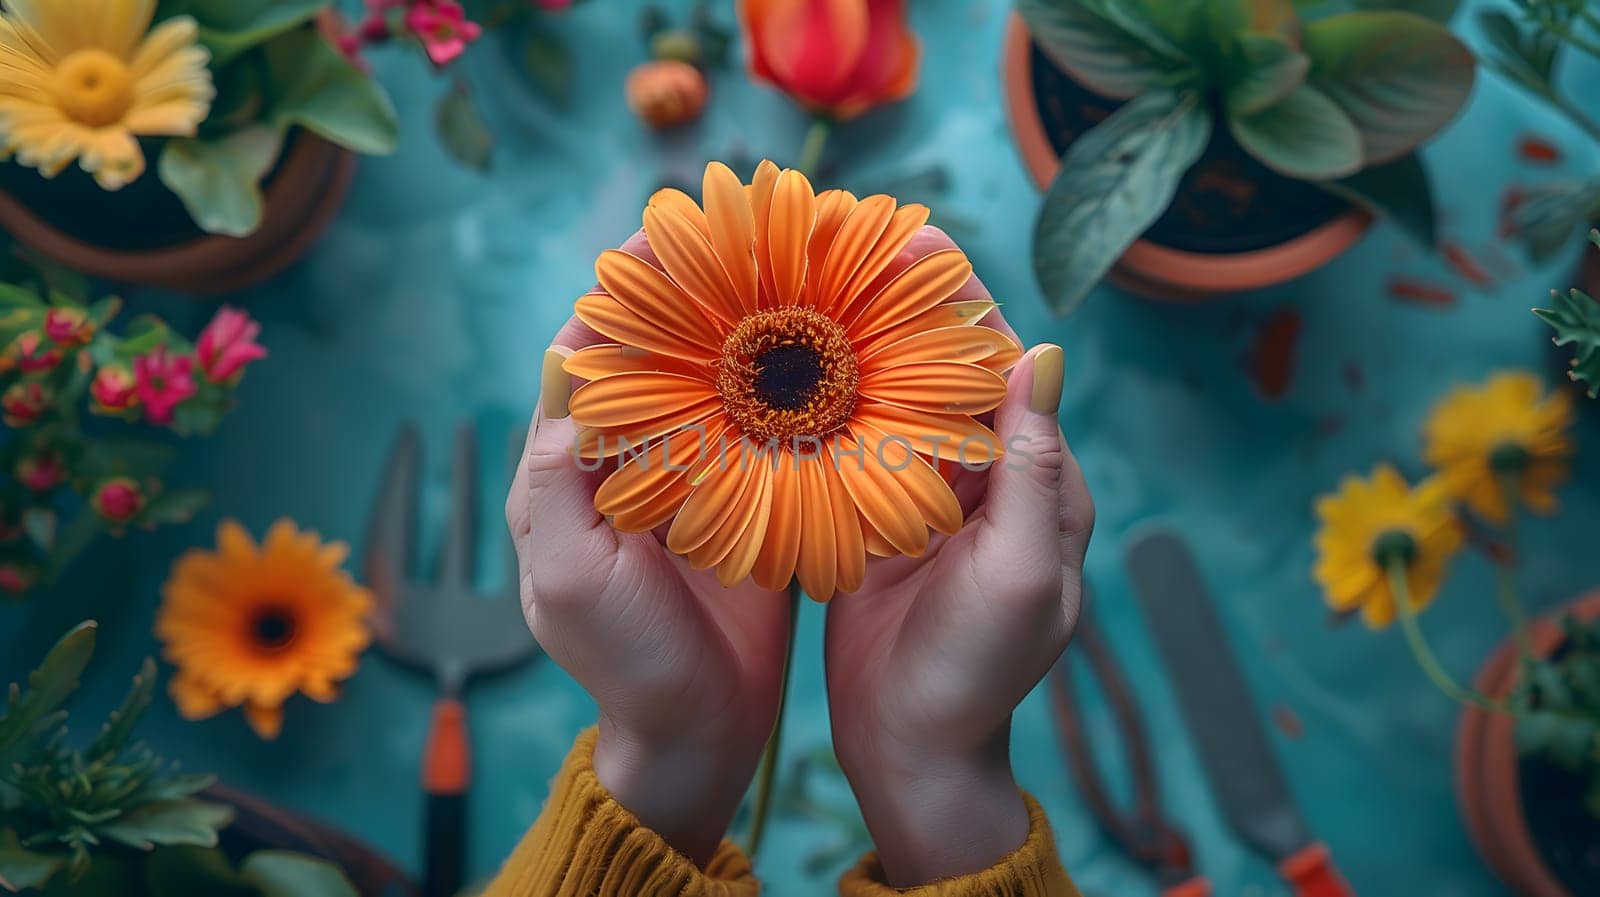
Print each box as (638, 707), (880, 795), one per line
(364, 423), (539, 897)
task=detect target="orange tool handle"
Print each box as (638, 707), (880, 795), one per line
(1280, 843), (1354, 897)
(1161, 876), (1212, 897)
(422, 696), (471, 796)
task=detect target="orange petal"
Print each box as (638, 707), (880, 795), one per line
(858, 325), (1018, 371)
(750, 160), (782, 305)
(846, 249), (973, 339)
(575, 400), (723, 458)
(717, 462), (775, 586)
(703, 161), (760, 314)
(570, 372), (718, 427)
(688, 461), (768, 569)
(821, 453), (866, 593)
(753, 455), (802, 590)
(575, 293), (716, 364)
(595, 250), (722, 346)
(860, 514), (898, 557)
(835, 436), (928, 557)
(852, 421), (963, 535)
(853, 403), (1002, 463)
(612, 476), (693, 532)
(595, 426), (718, 516)
(794, 456), (837, 600)
(855, 299), (998, 356)
(834, 202), (929, 322)
(646, 187), (712, 237)
(564, 344), (709, 381)
(668, 461), (756, 555)
(860, 362), (1007, 415)
(806, 189), (859, 308)
(644, 200), (744, 325)
(243, 702), (284, 740)
(767, 169), (816, 306)
(814, 194), (895, 316)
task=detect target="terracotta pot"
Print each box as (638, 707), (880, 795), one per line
(1002, 15), (1371, 302)
(1455, 590), (1600, 897)
(0, 132), (356, 295)
(207, 784), (416, 897)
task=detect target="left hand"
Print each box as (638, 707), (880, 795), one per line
(824, 261), (1093, 886)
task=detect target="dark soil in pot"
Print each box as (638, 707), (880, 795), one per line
(0, 153), (204, 252)
(1028, 41), (1352, 255)
(1519, 752), (1600, 897)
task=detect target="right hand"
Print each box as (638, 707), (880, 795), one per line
(505, 242), (792, 866)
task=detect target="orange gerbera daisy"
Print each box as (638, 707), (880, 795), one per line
(567, 160), (1020, 600)
(156, 519), (373, 739)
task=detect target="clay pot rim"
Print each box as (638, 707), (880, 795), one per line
(1454, 589), (1600, 897)
(0, 130), (355, 294)
(1001, 14), (1371, 299)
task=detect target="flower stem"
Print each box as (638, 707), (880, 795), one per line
(1492, 476), (1537, 663)
(745, 581), (802, 859)
(1387, 560), (1506, 713)
(796, 118), (833, 179)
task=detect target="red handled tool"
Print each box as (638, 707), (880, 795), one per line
(1124, 529), (1355, 897)
(365, 424), (539, 897)
(1049, 610), (1210, 896)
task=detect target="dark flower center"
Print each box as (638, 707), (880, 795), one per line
(716, 308), (858, 447)
(1371, 530), (1418, 570)
(1489, 442), (1530, 476)
(753, 344), (825, 411)
(250, 606), (298, 652)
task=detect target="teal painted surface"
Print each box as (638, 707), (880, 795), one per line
(3, 1), (1600, 894)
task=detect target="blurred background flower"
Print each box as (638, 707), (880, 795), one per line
(738, 0), (920, 122)
(1423, 372), (1575, 524)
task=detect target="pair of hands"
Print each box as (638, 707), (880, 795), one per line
(504, 230), (1094, 887)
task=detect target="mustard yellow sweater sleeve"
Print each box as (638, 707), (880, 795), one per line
(838, 795), (1081, 897)
(482, 728), (759, 897)
(485, 730), (1079, 897)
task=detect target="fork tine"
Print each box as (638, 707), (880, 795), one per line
(436, 422), (479, 586)
(364, 424), (423, 619)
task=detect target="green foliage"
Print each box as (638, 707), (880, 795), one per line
(1512, 614), (1600, 817)
(146, 0), (398, 238)
(0, 625), (357, 897)
(1032, 90), (1212, 314)
(436, 81), (495, 173)
(1533, 231), (1600, 398)
(1019, 0), (1472, 313)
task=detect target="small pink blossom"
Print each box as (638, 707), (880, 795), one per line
(197, 307), (268, 384)
(12, 332), (62, 374)
(92, 478), (146, 525)
(91, 365), (139, 414)
(44, 307), (94, 347)
(0, 562), (37, 594)
(535, 0), (573, 9)
(2, 381), (51, 427)
(15, 451), (64, 493)
(406, 0), (482, 66)
(133, 347), (197, 426)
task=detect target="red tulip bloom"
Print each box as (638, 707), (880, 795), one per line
(739, 0), (920, 120)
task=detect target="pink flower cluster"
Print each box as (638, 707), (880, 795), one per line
(349, 0), (487, 68)
(121, 307), (267, 426)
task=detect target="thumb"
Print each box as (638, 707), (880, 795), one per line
(978, 344), (1065, 557)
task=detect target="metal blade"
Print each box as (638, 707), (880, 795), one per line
(436, 424), (478, 587)
(1124, 528), (1313, 862)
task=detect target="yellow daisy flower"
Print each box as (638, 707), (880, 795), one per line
(1422, 372), (1575, 524)
(156, 519), (373, 740)
(1313, 465), (1463, 629)
(0, 0), (214, 190)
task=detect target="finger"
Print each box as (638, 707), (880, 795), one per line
(976, 344), (1066, 567)
(1056, 425), (1094, 573)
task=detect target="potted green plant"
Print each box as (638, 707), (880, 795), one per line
(1535, 230), (1600, 399)
(1483, 0), (1600, 299)
(1007, 0), (1475, 312)
(0, 622), (410, 896)
(0, 1), (400, 294)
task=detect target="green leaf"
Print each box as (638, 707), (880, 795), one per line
(142, 489), (212, 526)
(87, 659), (156, 764)
(0, 622), (96, 754)
(1228, 82), (1363, 179)
(158, 127), (286, 238)
(0, 829), (64, 892)
(436, 80), (494, 173)
(522, 28), (574, 106)
(193, 0), (328, 65)
(1354, 0), (1459, 22)
(1318, 152), (1436, 248)
(1018, 0), (1183, 99)
(1032, 90), (1212, 315)
(1515, 711), (1599, 770)
(1227, 34), (1310, 115)
(241, 851), (359, 897)
(96, 799), (234, 851)
(1303, 11), (1474, 164)
(0, 284), (44, 312)
(264, 28), (399, 156)
(1534, 289), (1600, 400)
(1511, 181), (1600, 263)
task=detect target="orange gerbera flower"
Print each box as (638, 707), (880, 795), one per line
(567, 160), (1019, 600)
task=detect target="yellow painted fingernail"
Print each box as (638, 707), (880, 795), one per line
(541, 349), (571, 419)
(1030, 344), (1064, 416)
